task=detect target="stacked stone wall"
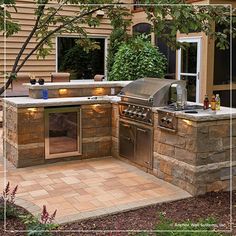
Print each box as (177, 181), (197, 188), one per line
(4, 103), (112, 167)
(153, 112), (236, 195)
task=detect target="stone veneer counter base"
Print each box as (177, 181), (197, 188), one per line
(152, 106), (236, 195)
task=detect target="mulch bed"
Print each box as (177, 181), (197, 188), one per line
(0, 204), (28, 236)
(0, 191), (235, 236)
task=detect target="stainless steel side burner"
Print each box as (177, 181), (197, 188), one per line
(163, 104), (203, 111)
(158, 111), (177, 132)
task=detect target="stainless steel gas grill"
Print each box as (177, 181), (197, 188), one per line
(118, 77), (186, 169)
(119, 78), (186, 125)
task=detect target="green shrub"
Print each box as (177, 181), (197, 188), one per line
(109, 36), (167, 81)
(107, 27), (129, 79)
(59, 41), (101, 80)
(106, 6), (131, 79)
(0, 201), (18, 220)
(20, 205), (58, 236)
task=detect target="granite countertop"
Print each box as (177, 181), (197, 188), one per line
(4, 96), (236, 121)
(154, 105), (236, 121)
(3, 96), (121, 108)
(24, 80), (131, 90)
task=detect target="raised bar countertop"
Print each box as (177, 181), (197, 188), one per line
(24, 80), (131, 90)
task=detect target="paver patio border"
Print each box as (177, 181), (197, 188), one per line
(15, 197), (41, 216)
(56, 191), (191, 224)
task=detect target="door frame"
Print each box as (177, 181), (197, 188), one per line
(45, 106), (82, 159)
(177, 36), (202, 103)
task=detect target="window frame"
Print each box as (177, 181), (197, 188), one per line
(55, 35), (108, 80)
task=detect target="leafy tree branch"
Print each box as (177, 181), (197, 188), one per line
(0, 1), (120, 94)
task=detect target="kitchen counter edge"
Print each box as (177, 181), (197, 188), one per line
(154, 106), (236, 121)
(3, 96), (121, 108)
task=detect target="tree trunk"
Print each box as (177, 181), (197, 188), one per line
(0, 75), (14, 95)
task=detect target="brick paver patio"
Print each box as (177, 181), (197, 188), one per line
(0, 130), (191, 224)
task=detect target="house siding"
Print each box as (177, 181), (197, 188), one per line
(0, 0), (132, 82)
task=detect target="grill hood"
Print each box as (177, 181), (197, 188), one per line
(119, 77), (186, 107)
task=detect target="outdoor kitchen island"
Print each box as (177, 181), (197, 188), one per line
(3, 80), (130, 168)
(151, 107), (236, 195)
(2, 80), (236, 196)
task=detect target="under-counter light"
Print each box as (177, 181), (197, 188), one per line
(182, 119), (193, 126)
(59, 89), (68, 96)
(92, 104), (105, 114)
(26, 108), (38, 119)
(94, 87), (105, 95)
(27, 108), (37, 112)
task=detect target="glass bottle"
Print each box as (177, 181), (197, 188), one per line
(215, 94), (221, 110)
(42, 89), (48, 99)
(203, 94), (209, 110)
(211, 95), (216, 111)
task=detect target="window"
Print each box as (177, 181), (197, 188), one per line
(154, 21), (176, 79)
(155, 37), (176, 79)
(214, 20), (236, 85)
(57, 37), (105, 80)
(213, 90), (236, 108)
(132, 23), (151, 37)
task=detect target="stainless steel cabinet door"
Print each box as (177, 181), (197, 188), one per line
(135, 127), (152, 169)
(119, 121), (135, 161)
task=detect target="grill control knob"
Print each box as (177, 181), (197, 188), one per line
(125, 106), (132, 116)
(166, 118), (172, 124)
(136, 112), (142, 118)
(161, 117), (167, 123)
(141, 113), (147, 120)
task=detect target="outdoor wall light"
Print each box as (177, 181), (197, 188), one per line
(59, 89), (68, 96)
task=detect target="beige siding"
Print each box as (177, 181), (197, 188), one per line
(210, 0), (236, 7)
(0, 0), (132, 82)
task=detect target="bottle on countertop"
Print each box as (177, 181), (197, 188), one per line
(211, 95), (216, 111)
(203, 94), (209, 110)
(215, 94), (221, 110)
(42, 89), (48, 99)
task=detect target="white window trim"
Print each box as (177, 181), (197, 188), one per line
(177, 36), (202, 103)
(55, 35), (108, 80)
